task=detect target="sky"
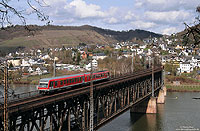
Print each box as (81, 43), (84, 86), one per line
(8, 0), (200, 35)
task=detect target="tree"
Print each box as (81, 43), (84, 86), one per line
(183, 6), (200, 47)
(0, 0), (50, 28)
(76, 52), (81, 65)
(164, 63), (178, 76)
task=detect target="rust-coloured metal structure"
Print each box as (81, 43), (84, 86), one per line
(0, 67), (163, 131)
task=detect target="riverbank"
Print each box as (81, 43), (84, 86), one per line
(166, 85), (200, 92)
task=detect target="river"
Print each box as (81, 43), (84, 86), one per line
(99, 92), (200, 131)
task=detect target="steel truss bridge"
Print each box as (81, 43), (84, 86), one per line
(0, 67), (163, 131)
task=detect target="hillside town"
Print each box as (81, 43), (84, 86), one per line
(0, 34), (200, 84)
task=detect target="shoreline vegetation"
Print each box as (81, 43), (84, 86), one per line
(166, 84), (200, 92)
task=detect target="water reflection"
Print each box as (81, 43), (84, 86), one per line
(130, 113), (158, 131)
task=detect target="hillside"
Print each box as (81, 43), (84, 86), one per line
(0, 25), (162, 55)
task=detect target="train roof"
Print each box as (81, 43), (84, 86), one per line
(40, 73), (85, 81)
(84, 70), (109, 75)
(39, 70), (109, 82)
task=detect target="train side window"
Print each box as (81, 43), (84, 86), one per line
(80, 77), (81, 81)
(49, 81), (53, 87)
(67, 79), (69, 84)
(55, 81), (57, 86)
(64, 80), (66, 85)
(61, 80), (63, 85)
(72, 78), (74, 83)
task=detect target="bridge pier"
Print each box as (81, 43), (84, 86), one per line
(157, 89), (165, 104)
(163, 86), (167, 96)
(130, 97), (157, 114)
(146, 97), (157, 113)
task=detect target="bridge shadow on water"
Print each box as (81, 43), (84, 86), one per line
(129, 104), (164, 131)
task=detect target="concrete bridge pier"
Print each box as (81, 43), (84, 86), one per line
(163, 86), (167, 96)
(146, 97), (157, 113)
(157, 89), (165, 104)
(130, 97), (157, 114)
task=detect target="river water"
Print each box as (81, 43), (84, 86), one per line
(99, 92), (200, 131)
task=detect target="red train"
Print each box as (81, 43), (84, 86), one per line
(37, 70), (110, 93)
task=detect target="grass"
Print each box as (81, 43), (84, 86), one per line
(166, 75), (200, 84)
(0, 37), (40, 48)
(166, 85), (200, 92)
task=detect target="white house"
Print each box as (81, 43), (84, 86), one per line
(179, 62), (193, 73)
(139, 44), (146, 49)
(93, 53), (107, 60)
(29, 58), (37, 65)
(28, 67), (34, 73)
(21, 59), (31, 67)
(36, 67), (42, 75)
(114, 45), (121, 50)
(136, 49), (144, 55)
(85, 59), (98, 71)
(7, 58), (21, 67)
(159, 44), (167, 51)
(41, 54), (51, 60)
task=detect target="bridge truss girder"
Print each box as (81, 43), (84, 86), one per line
(0, 71), (162, 131)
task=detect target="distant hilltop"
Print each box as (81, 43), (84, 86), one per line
(0, 25), (162, 54)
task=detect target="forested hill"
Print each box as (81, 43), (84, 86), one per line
(0, 25), (162, 54)
(82, 25), (162, 41)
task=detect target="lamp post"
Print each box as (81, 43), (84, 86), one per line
(3, 61), (8, 131)
(152, 53), (154, 97)
(89, 55), (94, 131)
(53, 57), (56, 77)
(131, 52), (134, 73)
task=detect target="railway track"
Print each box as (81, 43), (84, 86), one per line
(0, 67), (162, 115)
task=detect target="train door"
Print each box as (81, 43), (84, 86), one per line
(49, 81), (54, 90)
(82, 76), (84, 82)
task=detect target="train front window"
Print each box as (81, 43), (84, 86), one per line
(39, 82), (48, 88)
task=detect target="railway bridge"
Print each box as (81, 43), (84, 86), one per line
(0, 67), (164, 131)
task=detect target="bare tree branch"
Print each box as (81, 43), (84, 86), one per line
(0, 0), (51, 29)
(183, 6), (200, 47)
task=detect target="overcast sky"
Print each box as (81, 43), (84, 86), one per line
(11, 0), (200, 35)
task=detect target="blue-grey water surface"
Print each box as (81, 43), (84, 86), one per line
(99, 92), (200, 131)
